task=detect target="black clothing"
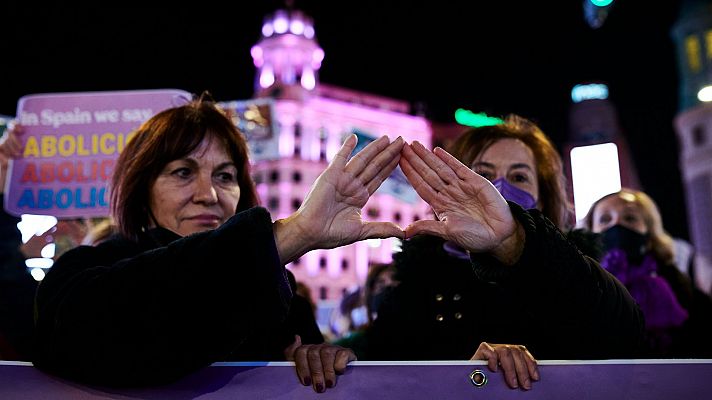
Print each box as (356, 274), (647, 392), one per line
(644, 260), (712, 358)
(33, 207), (322, 386)
(0, 194), (38, 360)
(364, 203), (646, 360)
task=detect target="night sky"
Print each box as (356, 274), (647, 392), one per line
(1, 1), (691, 238)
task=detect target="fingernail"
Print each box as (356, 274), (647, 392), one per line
(303, 377), (311, 386)
(315, 383), (324, 393)
(326, 380), (334, 388)
(511, 379), (518, 388)
(533, 371), (540, 380)
(523, 379), (531, 390)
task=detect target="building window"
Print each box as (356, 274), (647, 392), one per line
(367, 208), (380, 218)
(292, 198), (302, 210)
(341, 259), (349, 271)
(292, 171), (302, 183)
(269, 170), (280, 183)
(294, 122), (302, 138)
(268, 197), (279, 210)
(319, 257), (327, 269)
(413, 214), (421, 222)
(394, 212), (402, 222)
(693, 125), (707, 146)
(319, 286), (328, 300)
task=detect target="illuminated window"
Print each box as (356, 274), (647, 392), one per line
(686, 35), (702, 72)
(269, 170), (280, 183)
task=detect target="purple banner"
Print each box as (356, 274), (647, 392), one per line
(4, 89), (191, 218)
(1, 360), (710, 399)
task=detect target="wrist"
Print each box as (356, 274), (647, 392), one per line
(273, 213), (314, 265)
(490, 221), (525, 266)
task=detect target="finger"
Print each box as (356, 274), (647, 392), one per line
(358, 136), (403, 186)
(411, 141), (460, 185)
(329, 134), (358, 171)
(344, 135), (390, 176)
(471, 342), (498, 372)
(307, 346), (326, 393)
(320, 347), (337, 389)
(364, 147), (402, 195)
(432, 146), (478, 181)
(512, 347), (532, 390)
(361, 221), (405, 241)
(404, 220), (444, 239)
(283, 334), (302, 361)
(334, 348), (357, 373)
(523, 347), (539, 381)
(399, 150), (439, 204)
(292, 343), (312, 387)
(400, 143), (448, 194)
(496, 347), (519, 389)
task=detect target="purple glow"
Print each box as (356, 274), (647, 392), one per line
(289, 19), (305, 35)
(304, 25), (315, 39)
(273, 17), (288, 34)
(312, 48), (325, 67)
(250, 46), (263, 67)
(301, 68), (316, 90)
(259, 66), (275, 88)
(261, 23), (274, 37)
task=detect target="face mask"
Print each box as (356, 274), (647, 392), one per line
(491, 178), (537, 210)
(601, 224), (649, 264)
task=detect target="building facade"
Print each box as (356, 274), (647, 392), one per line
(240, 8), (432, 304)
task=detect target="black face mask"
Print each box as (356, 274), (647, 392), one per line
(601, 224), (649, 264)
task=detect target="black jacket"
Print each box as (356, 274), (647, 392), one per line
(364, 203), (646, 360)
(33, 207), (322, 386)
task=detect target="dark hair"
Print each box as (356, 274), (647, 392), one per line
(447, 114), (572, 230)
(111, 93), (258, 241)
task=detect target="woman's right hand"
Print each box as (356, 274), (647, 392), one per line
(274, 134), (405, 264)
(471, 341), (539, 390)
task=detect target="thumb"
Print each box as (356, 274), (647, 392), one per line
(283, 334), (302, 361)
(361, 222), (405, 240)
(405, 220), (444, 239)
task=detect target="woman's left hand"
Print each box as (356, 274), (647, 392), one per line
(399, 141), (525, 265)
(284, 335), (357, 393)
(471, 342), (539, 390)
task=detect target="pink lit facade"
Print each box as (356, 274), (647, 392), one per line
(247, 9), (432, 303)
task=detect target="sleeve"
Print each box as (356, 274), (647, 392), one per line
(469, 202), (647, 359)
(33, 207), (293, 386)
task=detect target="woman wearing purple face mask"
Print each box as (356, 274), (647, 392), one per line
(583, 189), (712, 358)
(362, 114), (646, 391)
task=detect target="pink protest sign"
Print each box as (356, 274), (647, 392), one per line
(4, 89), (191, 218)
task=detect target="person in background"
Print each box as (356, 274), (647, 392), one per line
(0, 123), (38, 360)
(332, 262), (399, 359)
(363, 115), (646, 391)
(583, 188), (712, 357)
(33, 93), (406, 393)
